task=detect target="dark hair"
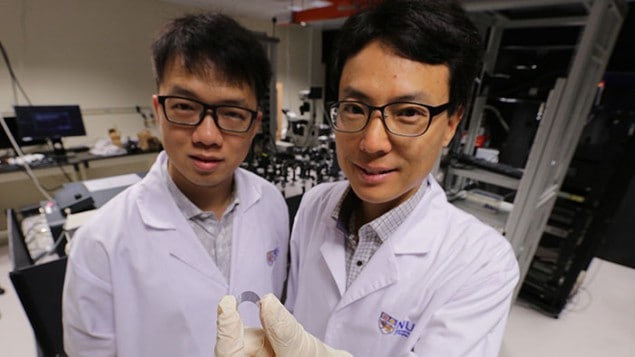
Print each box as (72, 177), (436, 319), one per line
(151, 12), (271, 106)
(331, 0), (483, 115)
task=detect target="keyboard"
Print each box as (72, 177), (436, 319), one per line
(453, 152), (524, 179)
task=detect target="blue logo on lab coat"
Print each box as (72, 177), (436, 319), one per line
(379, 312), (415, 338)
(266, 247), (279, 266)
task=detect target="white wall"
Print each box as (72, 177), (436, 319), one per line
(275, 25), (326, 126)
(0, 0), (324, 150)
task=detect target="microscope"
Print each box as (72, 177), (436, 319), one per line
(281, 86), (324, 147)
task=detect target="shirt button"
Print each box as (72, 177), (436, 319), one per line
(356, 260), (363, 267)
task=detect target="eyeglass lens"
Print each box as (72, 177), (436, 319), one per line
(163, 97), (254, 132)
(330, 101), (431, 136)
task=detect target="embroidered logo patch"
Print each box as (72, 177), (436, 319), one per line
(378, 312), (415, 338)
(266, 247), (279, 266)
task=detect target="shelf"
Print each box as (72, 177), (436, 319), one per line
(450, 198), (509, 234)
(543, 224), (570, 239)
(445, 0), (627, 311)
(447, 166), (521, 190)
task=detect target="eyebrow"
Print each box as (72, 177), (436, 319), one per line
(164, 85), (254, 107)
(339, 86), (435, 104)
(165, 85), (197, 98)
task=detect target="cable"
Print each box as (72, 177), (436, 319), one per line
(0, 114), (54, 201)
(562, 260), (604, 315)
(272, 17), (277, 38)
(53, 161), (74, 183)
(483, 105), (510, 132)
(0, 40), (32, 105)
(1, 40), (75, 185)
(562, 285), (593, 314)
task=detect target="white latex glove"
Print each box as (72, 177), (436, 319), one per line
(259, 293), (353, 357)
(215, 295), (274, 357)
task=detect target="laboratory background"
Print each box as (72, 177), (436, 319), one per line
(1, 0), (634, 356)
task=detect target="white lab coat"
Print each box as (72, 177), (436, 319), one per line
(63, 151), (289, 357)
(285, 177), (519, 357)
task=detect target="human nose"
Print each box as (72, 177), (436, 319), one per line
(359, 109), (391, 153)
(192, 110), (223, 146)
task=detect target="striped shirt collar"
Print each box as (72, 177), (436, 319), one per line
(332, 180), (429, 240)
(163, 159), (239, 220)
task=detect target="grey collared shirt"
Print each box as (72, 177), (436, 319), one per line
(332, 182), (428, 288)
(164, 162), (239, 282)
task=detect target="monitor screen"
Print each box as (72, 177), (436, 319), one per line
(14, 105), (86, 143)
(0, 116), (47, 149)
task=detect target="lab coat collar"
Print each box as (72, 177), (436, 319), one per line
(131, 152), (221, 281)
(314, 176), (451, 310)
(390, 177), (446, 255)
(137, 151), (179, 230)
(330, 176), (443, 257)
(137, 153), (262, 229)
(232, 168), (262, 215)
(134, 153), (265, 282)
(320, 223), (348, 295)
(334, 177), (445, 309)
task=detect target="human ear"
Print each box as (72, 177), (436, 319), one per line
(442, 107), (463, 147)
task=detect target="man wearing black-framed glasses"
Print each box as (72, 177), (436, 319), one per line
(215, 0), (519, 356)
(327, 100), (450, 137)
(63, 12), (289, 357)
(156, 95), (259, 133)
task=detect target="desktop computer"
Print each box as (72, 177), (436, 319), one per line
(14, 105), (87, 161)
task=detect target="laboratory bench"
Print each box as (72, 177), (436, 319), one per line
(0, 150), (160, 240)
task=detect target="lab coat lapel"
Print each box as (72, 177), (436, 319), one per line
(233, 169), (260, 214)
(320, 223), (347, 297)
(336, 242), (398, 310)
(333, 176), (442, 310)
(391, 177), (444, 255)
(136, 153), (221, 282)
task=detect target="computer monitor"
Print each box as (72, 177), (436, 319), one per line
(0, 116), (47, 150)
(14, 105), (87, 157)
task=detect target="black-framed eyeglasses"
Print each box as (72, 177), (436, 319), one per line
(327, 100), (449, 137)
(157, 95), (258, 133)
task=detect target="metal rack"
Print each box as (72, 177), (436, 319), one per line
(444, 0), (628, 297)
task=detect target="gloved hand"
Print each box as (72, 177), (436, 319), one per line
(258, 293), (353, 357)
(215, 295), (274, 357)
